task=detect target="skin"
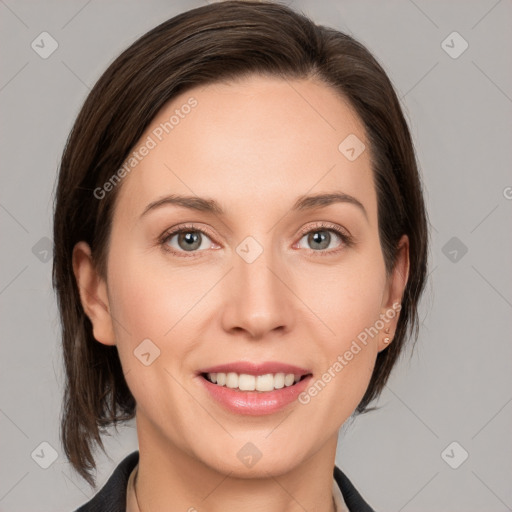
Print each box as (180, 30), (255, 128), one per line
(73, 75), (409, 512)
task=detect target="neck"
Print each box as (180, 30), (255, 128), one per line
(133, 413), (338, 512)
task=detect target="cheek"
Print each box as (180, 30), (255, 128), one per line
(107, 245), (203, 342)
(298, 252), (387, 342)
(295, 254), (386, 402)
(105, 257), (197, 415)
(110, 271), (169, 340)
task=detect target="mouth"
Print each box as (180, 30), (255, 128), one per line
(200, 371), (312, 393)
(196, 362), (313, 414)
(198, 369), (314, 415)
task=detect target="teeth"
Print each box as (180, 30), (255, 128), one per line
(239, 374), (255, 391)
(284, 373), (295, 386)
(206, 372), (305, 392)
(273, 373), (285, 389)
(226, 372), (238, 389)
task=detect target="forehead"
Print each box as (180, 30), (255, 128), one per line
(113, 74), (376, 224)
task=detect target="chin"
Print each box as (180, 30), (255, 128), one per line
(198, 442), (307, 479)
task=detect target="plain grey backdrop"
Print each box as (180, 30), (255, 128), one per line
(1, 0), (511, 511)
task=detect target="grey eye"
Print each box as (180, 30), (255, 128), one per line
(166, 230), (212, 252)
(297, 230), (343, 251)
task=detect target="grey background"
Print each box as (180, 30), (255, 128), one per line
(1, 0), (511, 510)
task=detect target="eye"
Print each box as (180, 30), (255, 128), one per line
(295, 223), (353, 255)
(159, 222), (353, 258)
(160, 224), (218, 256)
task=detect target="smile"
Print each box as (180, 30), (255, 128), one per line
(197, 366), (313, 415)
(202, 372), (310, 392)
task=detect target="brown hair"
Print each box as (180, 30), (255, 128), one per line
(53, 0), (428, 487)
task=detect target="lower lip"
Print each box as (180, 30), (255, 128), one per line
(198, 374), (313, 415)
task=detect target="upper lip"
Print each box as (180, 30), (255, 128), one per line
(198, 361), (312, 376)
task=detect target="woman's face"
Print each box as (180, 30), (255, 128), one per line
(75, 74), (408, 476)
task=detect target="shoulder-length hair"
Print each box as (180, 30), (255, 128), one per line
(53, 0), (428, 486)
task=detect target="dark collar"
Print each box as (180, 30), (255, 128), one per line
(75, 451), (376, 512)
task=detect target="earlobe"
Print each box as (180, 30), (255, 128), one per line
(72, 241), (116, 346)
(378, 235), (410, 352)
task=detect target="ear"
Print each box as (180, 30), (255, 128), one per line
(72, 241), (116, 346)
(378, 234), (410, 352)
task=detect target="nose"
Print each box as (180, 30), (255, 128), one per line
(220, 241), (295, 340)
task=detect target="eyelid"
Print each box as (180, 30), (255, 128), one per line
(161, 222), (217, 240)
(296, 221), (352, 240)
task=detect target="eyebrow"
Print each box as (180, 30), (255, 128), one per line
(140, 191), (368, 220)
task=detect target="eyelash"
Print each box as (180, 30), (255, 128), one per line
(158, 222), (354, 258)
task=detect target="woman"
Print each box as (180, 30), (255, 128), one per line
(53, 1), (428, 511)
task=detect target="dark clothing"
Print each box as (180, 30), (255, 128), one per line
(75, 451), (375, 512)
